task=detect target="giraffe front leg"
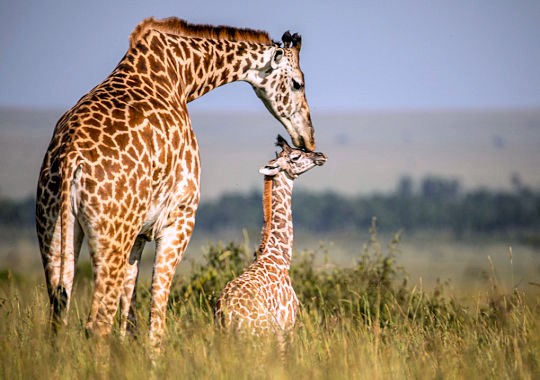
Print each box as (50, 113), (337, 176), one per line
(120, 237), (146, 338)
(149, 206), (196, 350)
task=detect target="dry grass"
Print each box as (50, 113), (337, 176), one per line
(1, 224), (539, 379)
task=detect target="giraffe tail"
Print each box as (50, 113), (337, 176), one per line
(51, 159), (82, 328)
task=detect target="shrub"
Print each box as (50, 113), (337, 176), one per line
(170, 241), (251, 312)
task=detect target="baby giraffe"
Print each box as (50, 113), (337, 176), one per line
(215, 135), (327, 335)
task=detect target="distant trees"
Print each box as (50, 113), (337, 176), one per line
(197, 176), (540, 236)
(0, 196), (34, 227)
(197, 191), (262, 232)
(2, 176), (539, 236)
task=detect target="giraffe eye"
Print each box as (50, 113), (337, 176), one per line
(292, 79), (303, 91)
(290, 153), (301, 161)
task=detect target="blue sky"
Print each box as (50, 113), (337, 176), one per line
(1, 0), (539, 111)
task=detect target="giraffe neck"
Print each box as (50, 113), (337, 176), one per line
(127, 29), (274, 104)
(256, 173), (294, 268)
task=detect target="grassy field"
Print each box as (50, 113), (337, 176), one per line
(1, 223), (539, 379)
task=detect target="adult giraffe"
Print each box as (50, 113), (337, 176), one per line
(36, 17), (316, 348)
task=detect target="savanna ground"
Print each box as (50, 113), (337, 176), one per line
(1, 221), (539, 379)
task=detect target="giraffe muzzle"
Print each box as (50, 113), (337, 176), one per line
(313, 152), (327, 166)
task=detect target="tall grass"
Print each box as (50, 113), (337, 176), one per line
(1, 220), (539, 379)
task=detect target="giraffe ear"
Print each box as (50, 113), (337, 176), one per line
(259, 157), (286, 176)
(271, 48), (284, 69)
(259, 163), (281, 176)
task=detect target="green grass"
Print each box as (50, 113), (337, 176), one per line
(1, 221), (539, 379)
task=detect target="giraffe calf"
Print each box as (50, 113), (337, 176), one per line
(215, 135), (326, 334)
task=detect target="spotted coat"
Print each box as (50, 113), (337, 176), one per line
(36, 17), (315, 349)
(215, 136), (326, 333)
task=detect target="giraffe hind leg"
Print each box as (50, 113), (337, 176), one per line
(85, 247), (127, 337)
(120, 236), (146, 338)
(149, 206), (197, 349)
(84, 224), (140, 337)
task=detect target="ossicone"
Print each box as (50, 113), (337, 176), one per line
(281, 30), (301, 50)
(275, 134), (291, 149)
(281, 31), (292, 47)
(291, 33), (301, 49)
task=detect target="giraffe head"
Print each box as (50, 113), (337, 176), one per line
(252, 32), (316, 152)
(259, 135), (327, 179)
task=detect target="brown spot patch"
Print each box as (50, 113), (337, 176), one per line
(136, 56), (148, 73)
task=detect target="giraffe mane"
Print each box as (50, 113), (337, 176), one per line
(256, 176), (274, 259)
(130, 17), (273, 48)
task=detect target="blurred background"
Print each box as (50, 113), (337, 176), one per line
(1, 0), (539, 293)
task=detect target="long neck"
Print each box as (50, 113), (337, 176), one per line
(126, 30), (273, 104)
(182, 38), (272, 102)
(256, 173), (294, 268)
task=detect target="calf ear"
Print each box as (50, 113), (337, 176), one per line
(259, 163), (281, 176)
(259, 157), (286, 176)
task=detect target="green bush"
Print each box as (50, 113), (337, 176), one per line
(170, 241), (251, 312)
(170, 219), (473, 333)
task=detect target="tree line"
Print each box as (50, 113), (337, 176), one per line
(197, 176), (540, 236)
(1, 176), (539, 236)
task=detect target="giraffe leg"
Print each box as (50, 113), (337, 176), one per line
(120, 237), (146, 337)
(148, 206), (197, 350)
(85, 237), (132, 337)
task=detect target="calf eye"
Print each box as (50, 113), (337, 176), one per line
(292, 79), (303, 91)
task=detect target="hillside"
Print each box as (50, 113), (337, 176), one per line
(1, 107), (539, 200)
